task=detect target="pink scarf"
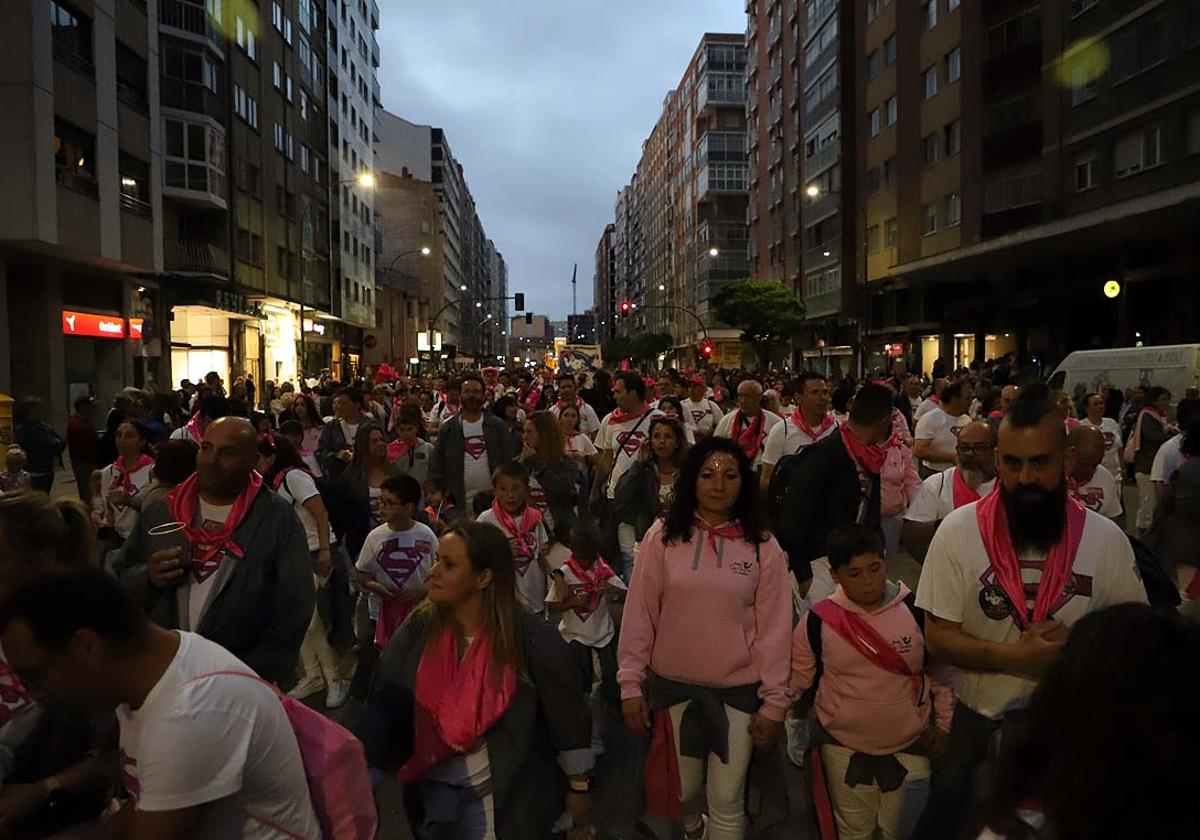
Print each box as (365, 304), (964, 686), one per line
(184, 410), (204, 443)
(109, 454), (154, 495)
(387, 438), (418, 462)
(608, 405), (649, 425)
(692, 516), (744, 553)
(167, 471), (263, 583)
(839, 423), (891, 475)
(952, 468), (984, 510)
(564, 554), (617, 620)
(811, 599), (923, 702)
(490, 500), (543, 573)
(732, 410), (767, 461)
(397, 629), (516, 783)
(975, 490), (1087, 631)
(792, 408), (835, 442)
(0, 659), (33, 728)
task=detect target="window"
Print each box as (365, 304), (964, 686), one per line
(923, 133), (940, 167)
(1189, 107), (1200, 155)
(115, 42), (148, 110)
(163, 119), (223, 193)
(1070, 0), (1098, 17)
(867, 165), (882, 194)
(299, 90), (308, 120)
(948, 0), (960, 9)
(1074, 152), (1097, 191)
(867, 0), (880, 23)
(923, 66), (939, 99)
(884, 217), (898, 247)
(1110, 13), (1166, 84)
(50, 1), (93, 70)
(235, 16), (257, 60)
(273, 122), (285, 152)
(922, 0), (938, 31)
(867, 224), (881, 252)
(233, 84), (258, 128)
(300, 144), (310, 173)
(984, 169), (1041, 212)
(869, 108), (881, 137)
(946, 192), (962, 226)
(273, 61), (282, 89)
(1113, 125), (1162, 177)
(277, 246), (289, 277)
(945, 47), (961, 83)
(883, 157), (897, 185)
(883, 35), (897, 66)
(118, 153), (149, 206)
(922, 203), (938, 235)
(54, 118), (96, 178)
(867, 50), (881, 80)
(988, 8), (1040, 58)
(944, 119), (962, 156)
(1070, 50), (1104, 106)
(885, 96), (898, 125)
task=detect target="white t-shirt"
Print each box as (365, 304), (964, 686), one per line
(275, 470), (335, 552)
(914, 397), (940, 422)
(549, 399), (601, 436)
(546, 562), (628, 648)
(565, 432), (598, 458)
(355, 521), (438, 620)
(915, 503), (1147, 719)
(338, 420), (360, 448)
(476, 508), (550, 613)
(99, 460), (154, 539)
(1081, 417), (1124, 479)
(1150, 434), (1184, 483)
(714, 409), (783, 469)
(459, 417), (492, 507)
(367, 486), (383, 530)
(761, 413), (838, 467)
(186, 500), (234, 631)
(596, 409), (663, 498)
(1071, 465), (1123, 520)
(904, 467), (997, 523)
(681, 397), (724, 436)
(915, 408), (971, 472)
(117, 632), (321, 839)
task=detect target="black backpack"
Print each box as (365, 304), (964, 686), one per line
(764, 420), (819, 532)
(1127, 534), (1181, 609)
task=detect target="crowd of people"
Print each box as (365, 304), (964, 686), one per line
(0, 356), (1197, 840)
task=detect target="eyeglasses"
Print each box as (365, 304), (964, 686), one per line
(956, 444), (995, 455)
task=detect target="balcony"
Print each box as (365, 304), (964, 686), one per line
(697, 162), (749, 201)
(804, 140), (839, 177)
(697, 71), (747, 113)
(160, 77), (226, 121)
(804, 288), (842, 318)
(696, 131), (747, 166)
(158, 0), (225, 58)
(164, 160), (227, 210)
(804, 244), (838, 268)
(803, 191), (840, 224)
(804, 88), (838, 128)
(805, 0), (837, 35)
(164, 239), (230, 278)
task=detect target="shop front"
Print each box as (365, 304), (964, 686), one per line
(166, 282), (264, 390)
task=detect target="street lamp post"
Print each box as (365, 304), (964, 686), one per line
(804, 183), (871, 378)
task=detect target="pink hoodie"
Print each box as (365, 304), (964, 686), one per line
(617, 519), (794, 721)
(789, 582), (955, 755)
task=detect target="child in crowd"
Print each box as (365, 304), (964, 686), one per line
(355, 474), (439, 654)
(279, 419), (322, 478)
(476, 461), (551, 614)
(387, 405), (434, 487)
(546, 520), (626, 757)
(0, 447), (32, 494)
(422, 480), (461, 535)
(789, 523), (954, 840)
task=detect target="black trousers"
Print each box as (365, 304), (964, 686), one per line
(911, 700), (1002, 840)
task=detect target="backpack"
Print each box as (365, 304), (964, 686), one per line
(190, 671), (378, 840)
(1127, 534), (1181, 609)
(764, 420), (819, 532)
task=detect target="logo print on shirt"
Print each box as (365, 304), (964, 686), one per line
(1102, 431), (1115, 448)
(464, 434), (487, 460)
(377, 538), (430, 590)
(976, 567), (1095, 622)
(568, 583), (598, 622)
(190, 519), (227, 583)
(1072, 487), (1104, 512)
(691, 410), (707, 424)
(616, 431), (645, 457)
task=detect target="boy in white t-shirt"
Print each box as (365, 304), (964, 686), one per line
(476, 461), (551, 614)
(355, 474), (438, 652)
(680, 376), (724, 439)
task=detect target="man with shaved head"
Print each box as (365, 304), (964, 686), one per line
(117, 417), (315, 684)
(1066, 425), (1124, 523)
(902, 420), (998, 561)
(714, 378), (782, 471)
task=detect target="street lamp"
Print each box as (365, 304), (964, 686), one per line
(340, 173), (376, 189)
(459, 284), (468, 291)
(708, 247), (720, 258)
(658, 284), (666, 291)
(805, 184), (821, 198)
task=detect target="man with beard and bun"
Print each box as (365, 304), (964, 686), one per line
(1065, 426), (1123, 524)
(902, 420), (998, 562)
(911, 393), (1147, 839)
(714, 378), (782, 471)
(549, 371), (601, 436)
(116, 417), (315, 684)
(760, 371), (837, 492)
(430, 372), (518, 513)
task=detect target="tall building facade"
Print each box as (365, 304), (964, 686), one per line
(593, 222), (616, 344)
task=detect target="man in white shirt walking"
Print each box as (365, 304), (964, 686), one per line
(759, 371), (837, 492)
(914, 379), (973, 476)
(714, 379), (782, 471)
(592, 372), (662, 501)
(548, 371), (601, 437)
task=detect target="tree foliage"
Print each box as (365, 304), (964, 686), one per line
(602, 332), (673, 364)
(711, 280), (806, 366)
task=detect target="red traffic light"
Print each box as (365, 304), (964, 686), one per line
(700, 340), (714, 357)
(619, 300), (632, 316)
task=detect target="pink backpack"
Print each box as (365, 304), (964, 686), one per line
(190, 671), (378, 840)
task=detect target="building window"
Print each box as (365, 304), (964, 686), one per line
(1070, 52), (1103, 106)
(867, 166), (882, 194)
(923, 66), (938, 100)
(922, 204), (938, 236)
(884, 217), (898, 247)
(883, 34), (897, 66)
(948, 0), (960, 9)
(946, 192), (962, 226)
(115, 42), (148, 111)
(923, 133), (940, 167)
(1188, 107), (1200, 155)
(164, 119), (224, 194)
(1110, 13), (1167, 85)
(988, 8), (1040, 58)
(300, 144), (310, 173)
(233, 84), (259, 128)
(118, 153), (150, 206)
(273, 61), (282, 90)
(1074, 152), (1098, 191)
(867, 0), (880, 23)
(867, 224), (881, 252)
(235, 16), (257, 60)
(945, 47), (961, 84)
(944, 119), (962, 155)
(53, 119), (96, 191)
(883, 157), (897, 185)
(922, 0), (938, 31)
(1114, 125), (1162, 177)
(299, 90), (308, 120)
(867, 50), (881, 80)
(868, 108), (882, 137)
(984, 169), (1041, 212)
(50, 1), (93, 71)
(885, 96), (898, 126)
(1070, 0), (1098, 18)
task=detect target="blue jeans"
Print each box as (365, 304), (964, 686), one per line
(417, 779), (494, 840)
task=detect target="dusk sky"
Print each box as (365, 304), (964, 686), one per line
(375, 1), (746, 320)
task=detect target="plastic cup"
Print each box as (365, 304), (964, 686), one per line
(146, 521), (191, 573)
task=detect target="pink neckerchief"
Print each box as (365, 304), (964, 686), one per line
(387, 438), (418, 462)
(608, 405), (650, 425)
(167, 471), (263, 583)
(490, 500), (542, 567)
(184, 411), (204, 442)
(564, 554), (617, 618)
(109, 454), (154, 494)
(951, 468), (983, 509)
(811, 598), (923, 703)
(0, 659), (33, 728)
(732, 410), (767, 461)
(791, 408), (835, 442)
(976, 490), (1087, 632)
(692, 516), (744, 553)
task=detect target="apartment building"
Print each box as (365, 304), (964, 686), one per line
(593, 222), (616, 345)
(1, 0), (162, 426)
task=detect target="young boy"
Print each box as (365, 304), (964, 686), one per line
(546, 521), (626, 757)
(789, 523), (953, 840)
(387, 405), (434, 487)
(422, 480), (461, 536)
(0, 447), (32, 494)
(355, 474), (439, 652)
(476, 461), (551, 614)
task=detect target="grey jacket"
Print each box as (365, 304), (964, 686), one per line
(317, 415), (381, 479)
(115, 488), (315, 684)
(429, 413), (519, 506)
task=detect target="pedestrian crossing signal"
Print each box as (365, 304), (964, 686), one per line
(619, 300), (632, 316)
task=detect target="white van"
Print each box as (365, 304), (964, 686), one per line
(1048, 345), (1200, 403)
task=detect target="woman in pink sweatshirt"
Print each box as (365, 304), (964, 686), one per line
(790, 523), (954, 840)
(618, 437), (792, 840)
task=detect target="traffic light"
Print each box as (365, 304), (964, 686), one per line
(514, 292), (525, 310)
(619, 300), (632, 316)
(700, 339), (714, 358)
(525, 312), (533, 325)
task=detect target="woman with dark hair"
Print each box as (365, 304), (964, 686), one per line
(612, 417), (688, 579)
(359, 521), (596, 840)
(654, 396), (697, 444)
(13, 397), (64, 493)
(618, 437), (792, 840)
(1146, 421), (1200, 586)
(518, 411), (585, 540)
(581, 369), (616, 421)
(97, 402), (127, 468)
(291, 393), (326, 454)
(1128, 385), (1175, 533)
(492, 395), (525, 454)
(97, 419), (154, 541)
(980, 604), (1200, 840)
(328, 425), (397, 562)
(139, 438), (199, 510)
(558, 404), (599, 465)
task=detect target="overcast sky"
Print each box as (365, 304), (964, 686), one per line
(375, 1), (746, 321)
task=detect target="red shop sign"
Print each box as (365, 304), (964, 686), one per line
(129, 318), (144, 339)
(62, 310), (126, 339)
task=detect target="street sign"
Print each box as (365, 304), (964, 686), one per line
(61, 310), (126, 339)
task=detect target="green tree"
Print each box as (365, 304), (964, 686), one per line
(711, 280), (806, 368)
(602, 332), (672, 366)
(602, 335), (632, 364)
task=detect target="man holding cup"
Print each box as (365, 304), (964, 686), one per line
(116, 417), (314, 685)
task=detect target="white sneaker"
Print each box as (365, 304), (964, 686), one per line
(325, 679), (351, 709)
(288, 675), (325, 700)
